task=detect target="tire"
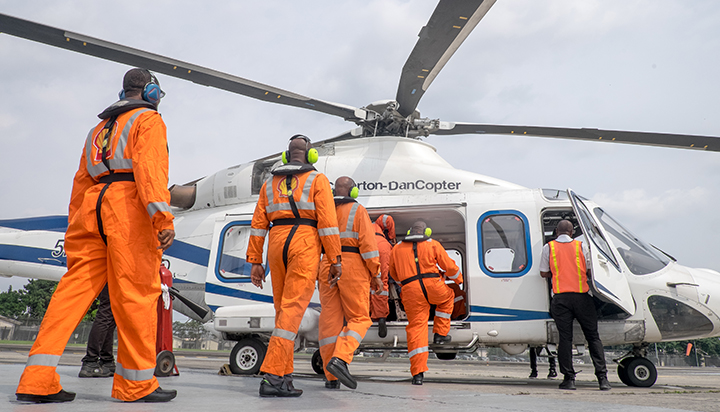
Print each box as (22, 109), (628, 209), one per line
(311, 349), (325, 375)
(435, 352), (457, 360)
(229, 338), (266, 375)
(616, 357), (633, 386)
(625, 357), (657, 388)
(154, 350), (175, 377)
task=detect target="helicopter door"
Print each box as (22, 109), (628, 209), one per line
(567, 189), (636, 316)
(205, 214), (270, 308)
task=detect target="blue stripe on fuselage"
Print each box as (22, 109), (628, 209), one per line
(0, 244), (66, 267)
(467, 305), (551, 322)
(0, 215), (68, 232)
(205, 282), (321, 308)
(164, 240), (211, 267)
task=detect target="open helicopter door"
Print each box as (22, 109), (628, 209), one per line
(205, 214), (273, 309)
(567, 189), (636, 316)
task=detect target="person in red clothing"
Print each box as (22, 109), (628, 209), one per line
(540, 219), (610, 391)
(389, 220), (462, 385)
(370, 214), (395, 338)
(16, 68), (176, 403)
(318, 176), (382, 390)
(248, 135), (342, 397)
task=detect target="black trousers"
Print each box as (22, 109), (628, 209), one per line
(82, 284), (116, 364)
(529, 346), (556, 372)
(551, 292), (607, 378)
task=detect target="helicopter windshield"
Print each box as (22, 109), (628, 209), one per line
(593, 208), (670, 275)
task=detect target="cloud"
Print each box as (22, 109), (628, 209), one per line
(592, 187), (712, 223)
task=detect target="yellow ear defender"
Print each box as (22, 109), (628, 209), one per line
(407, 227), (432, 237)
(282, 135), (318, 164)
(349, 184), (359, 199)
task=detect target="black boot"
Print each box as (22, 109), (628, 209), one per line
(325, 380), (340, 389)
(598, 375), (611, 391)
(559, 374), (576, 390)
(16, 389), (76, 403)
(529, 369), (538, 379)
(547, 367), (557, 378)
(433, 333), (452, 345)
(79, 361), (112, 378)
(259, 378), (302, 397)
(412, 372), (424, 385)
(378, 318), (387, 338)
(133, 388), (177, 402)
(326, 357), (357, 389)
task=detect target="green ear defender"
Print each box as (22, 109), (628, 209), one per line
(307, 148), (319, 164)
(407, 227), (432, 237)
(282, 134), (318, 164)
(349, 184), (359, 199)
(281, 150), (289, 164)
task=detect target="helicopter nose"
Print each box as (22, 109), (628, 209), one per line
(689, 267), (720, 312)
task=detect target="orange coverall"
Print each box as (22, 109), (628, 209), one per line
(369, 220), (392, 319)
(247, 170), (341, 378)
(17, 107), (173, 401)
(318, 201), (380, 382)
(389, 239), (462, 376)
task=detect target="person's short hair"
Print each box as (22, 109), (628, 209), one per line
(122, 68), (153, 95)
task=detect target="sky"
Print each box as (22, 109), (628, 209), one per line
(1, 0), (719, 293)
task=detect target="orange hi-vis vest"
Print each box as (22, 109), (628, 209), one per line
(549, 240), (588, 294)
(247, 170), (341, 264)
(336, 201), (380, 277)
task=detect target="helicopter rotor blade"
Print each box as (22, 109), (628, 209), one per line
(432, 123), (720, 152)
(395, 0), (496, 118)
(0, 13), (369, 123)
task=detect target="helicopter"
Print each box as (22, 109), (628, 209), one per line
(1, 0), (719, 388)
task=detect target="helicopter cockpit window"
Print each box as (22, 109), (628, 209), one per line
(478, 212), (530, 277)
(216, 225), (252, 281)
(648, 295), (712, 339)
(572, 196), (619, 270)
(594, 208), (669, 275)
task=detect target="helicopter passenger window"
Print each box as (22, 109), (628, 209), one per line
(478, 212), (531, 277)
(216, 224), (252, 281)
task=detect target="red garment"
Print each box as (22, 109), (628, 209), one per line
(370, 220), (392, 319)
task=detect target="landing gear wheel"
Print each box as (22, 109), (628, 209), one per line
(154, 350), (175, 377)
(626, 357), (657, 387)
(311, 349), (324, 375)
(229, 338), (266, 375)
(435, 352), (457, 360)
(617, 357), (633, 386)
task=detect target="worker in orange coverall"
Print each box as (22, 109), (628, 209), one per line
(319, 176), (383, 390)
(389, 220), (462, 385)
(16, 68), (176, 403)
(248, 135), (342, 398)
(370, 214), (395, 338)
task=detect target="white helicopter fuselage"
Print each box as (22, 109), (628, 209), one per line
(2, 136), (719, 358)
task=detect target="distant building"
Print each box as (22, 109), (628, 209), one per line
(0, 315), (23, 340)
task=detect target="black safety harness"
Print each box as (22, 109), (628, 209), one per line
(400, 237), (440, 302)
(93, 100), (156, 245)
(269, 169), (319, 269)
